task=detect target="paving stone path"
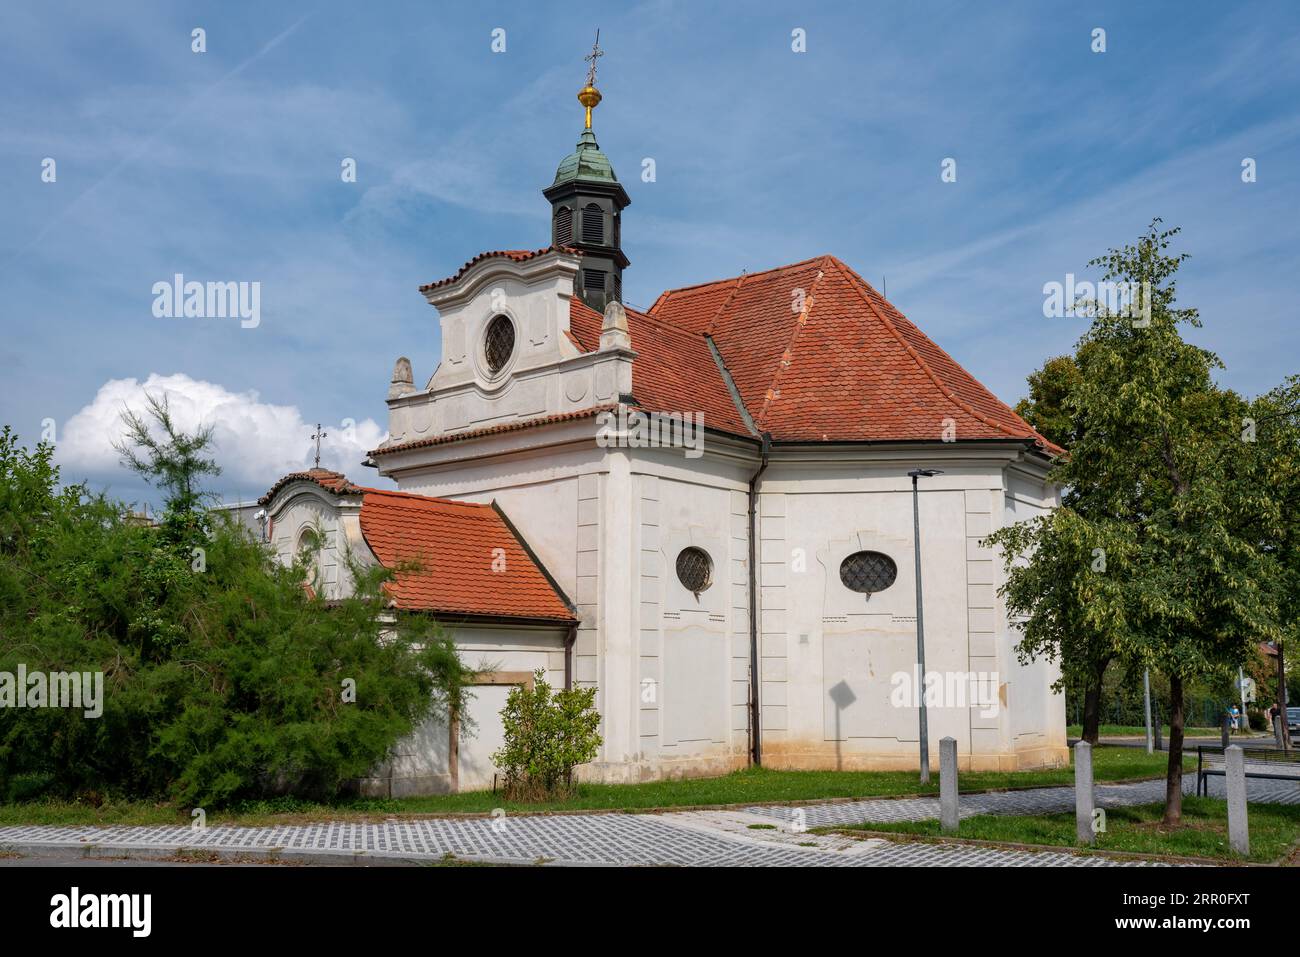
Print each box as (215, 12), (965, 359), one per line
(1, 775), (1290, 867)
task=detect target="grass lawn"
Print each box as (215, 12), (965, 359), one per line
(1067, 724), (1225, 737)
(828, 797), (1300, 864)
(0, 746), (1191, 828)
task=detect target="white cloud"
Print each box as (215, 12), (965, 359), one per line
(56, 373), (386, 499)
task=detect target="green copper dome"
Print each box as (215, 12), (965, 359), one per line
(552, 129), (618, 186)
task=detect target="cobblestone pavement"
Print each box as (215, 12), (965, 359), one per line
(0, 775), (1288, 868)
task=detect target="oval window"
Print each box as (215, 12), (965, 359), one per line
(840, 551), (897, 594)
(675, 546), (713, 596)
(484, 315), (515, 374)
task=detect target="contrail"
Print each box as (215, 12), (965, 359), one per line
(4, 12), (315, 268)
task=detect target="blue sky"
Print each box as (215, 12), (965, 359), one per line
(2, 0), (1297, 505)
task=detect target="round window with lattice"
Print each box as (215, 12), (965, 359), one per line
(484, 315), (516, 374)
(675, 546), (713, 596)
(840, 551), (897, 594)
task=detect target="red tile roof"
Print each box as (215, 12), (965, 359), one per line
(643, 255), (1062, 453)
(358, 489), (574, 621)
(258, 468), (364, 506)
(410, 248), (1061, 455)
(567, 301), (754, 436)
(419, 246), (579, 293)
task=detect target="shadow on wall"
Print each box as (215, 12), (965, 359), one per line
(828, 680), (857, 772)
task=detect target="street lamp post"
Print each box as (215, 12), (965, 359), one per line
(909, 468), (943, 784)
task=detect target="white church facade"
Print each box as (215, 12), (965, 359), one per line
(253, 69), (1068, 794)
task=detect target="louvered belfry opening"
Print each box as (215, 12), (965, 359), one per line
(554, 206), (572, 245)
(582, 203), (604, 244)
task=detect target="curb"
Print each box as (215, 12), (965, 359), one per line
(0, 841), (571, 868)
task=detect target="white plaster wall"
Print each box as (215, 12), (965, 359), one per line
(998, 467), (1068, 766)
(642, 469), (740, 768)
(370, 625), (567, 796)
(265, 489), (370, 601)
(753, 457), (1067, 772)
(385, 254), (632, 448)
(766, 477), (972, 768)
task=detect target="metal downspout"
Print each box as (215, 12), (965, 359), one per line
(748, 432), (772, 766)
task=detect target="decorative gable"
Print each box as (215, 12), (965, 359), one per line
(382, 247), (636, 451)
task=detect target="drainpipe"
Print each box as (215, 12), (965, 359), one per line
(748, 432), (772, 766)
(564, 623), (577, 690)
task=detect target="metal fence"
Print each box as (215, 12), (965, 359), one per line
(1068, 695), (1235, 729)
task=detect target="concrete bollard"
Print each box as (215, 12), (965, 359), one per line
(939, 736), (958, 834)
(1225, 745), (1249, 856)
(1075, 740), (1095, 844)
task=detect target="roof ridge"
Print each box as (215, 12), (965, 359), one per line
(755, 256), (833, 428)
(829, 258), (1037, 445)
(360, 488), (493, 510)
(705, 272), (746, 336)
(419, 246), (581, 294)
(652, 254), (831, 302)
(258, 469), (364, 506)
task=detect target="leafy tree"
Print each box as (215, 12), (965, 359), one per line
(1009, 344), (1112, 743)
(0, 420), (481, 807)
(1014, 353), (1085, 450)
(113, 392), (221, 547)
(989, 221), (1280, 826)
(1243, 377), (1300, 745)
(990, 509), (1134, 745)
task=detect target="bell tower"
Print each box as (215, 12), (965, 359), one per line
(543, 32), (630, 313)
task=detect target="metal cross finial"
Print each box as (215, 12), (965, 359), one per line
(584, 29), (603, 86)
(310, 423), (327, 469)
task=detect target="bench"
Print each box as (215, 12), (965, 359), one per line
(1196, 745), (1300, 796)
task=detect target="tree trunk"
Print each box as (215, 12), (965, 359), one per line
(1162, 673), (1185, 825)
(1277, 641), (1290, 750)
(1080, 658), (1109, 744)
(448, 707), (460, 794)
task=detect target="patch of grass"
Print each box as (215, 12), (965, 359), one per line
(0, 747), (1190, 828)
(834, 797), (1300, 864)
(427, 853), (498, 867)
(746, 823), (777, 830)
(1068, 724), (1231, 737)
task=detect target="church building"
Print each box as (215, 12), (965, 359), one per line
(254, 54), (1068, 795)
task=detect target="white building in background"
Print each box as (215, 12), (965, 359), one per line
(254, 71), (1067, 794)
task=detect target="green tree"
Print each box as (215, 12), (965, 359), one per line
(1010, 344), (1114, 743)
(0, 421), (480, 807)
(988, 509), (1134, 745)
(1243, 377), (1300, 745)
(989, 221), (1279, 826)
(1014, 353), (1085, 450)
(113, 392), (221, 547)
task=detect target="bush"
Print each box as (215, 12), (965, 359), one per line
(492, 670), (601, 801)
(0, 426), (473, 807)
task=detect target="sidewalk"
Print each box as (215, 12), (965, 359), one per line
(4, 775), (1288, 868)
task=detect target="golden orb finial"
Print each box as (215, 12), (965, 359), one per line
(579, 30), (604, 130)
